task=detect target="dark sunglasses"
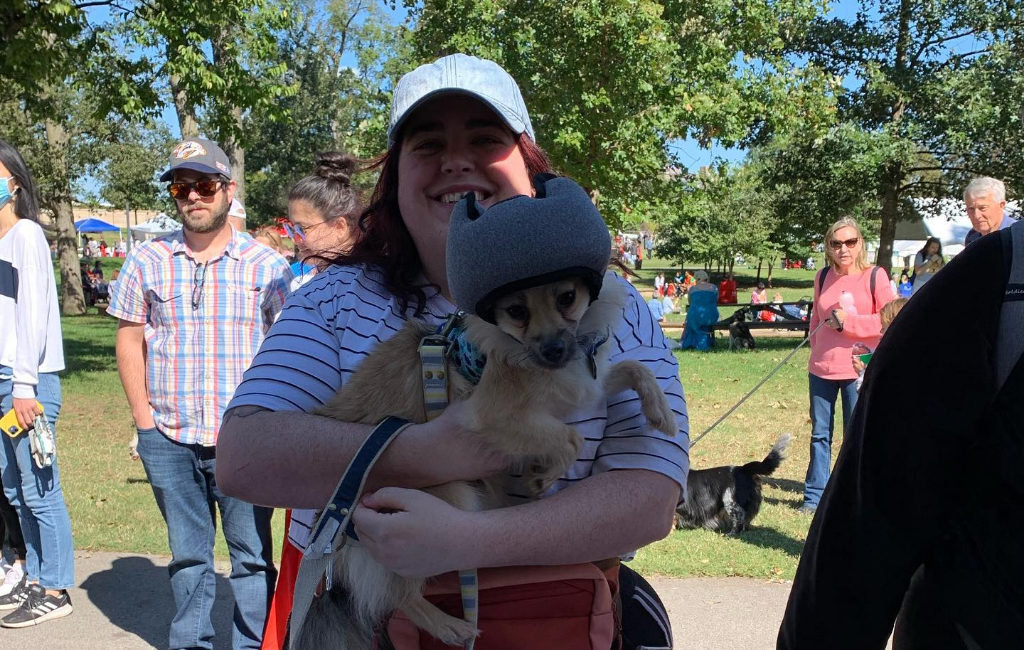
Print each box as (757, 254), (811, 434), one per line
(192, 263), (206, 310)
(168, 180), (223, 200)
(829, 237), (860, 251)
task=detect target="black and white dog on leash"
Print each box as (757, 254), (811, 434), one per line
(675, 434), (791, 535)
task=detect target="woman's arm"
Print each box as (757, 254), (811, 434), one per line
(353, 469), (679, 577)
(217, 401), (506, 509)
(10, 231), (53, 426)
(913, 253), (929, 275)
(841, 269), (896, 338)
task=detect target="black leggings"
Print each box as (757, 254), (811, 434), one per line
(0, 488), (26, 560)
(619, 564), (673, 649)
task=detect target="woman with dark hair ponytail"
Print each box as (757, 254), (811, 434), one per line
(286, 151), (362, 287)
(0, 139), (75, 627)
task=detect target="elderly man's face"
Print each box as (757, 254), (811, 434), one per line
(965, 193), (1006, 236)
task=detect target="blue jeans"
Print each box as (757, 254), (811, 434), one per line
(0, 368), (75, 590)
(804, 373), (859, 509)
(136, 427), (276, 650)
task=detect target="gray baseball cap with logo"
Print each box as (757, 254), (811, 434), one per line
(160, 138), (232, 181)
(388, 53), (536, 147)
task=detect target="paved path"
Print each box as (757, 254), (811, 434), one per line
(0, 551), (800, 649)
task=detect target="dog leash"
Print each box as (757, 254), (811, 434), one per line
(690, 316), (832, 448)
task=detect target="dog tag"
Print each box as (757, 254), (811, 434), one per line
(587, 351), (597, 380)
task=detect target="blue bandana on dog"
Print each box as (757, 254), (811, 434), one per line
(445, 323), (487, 385)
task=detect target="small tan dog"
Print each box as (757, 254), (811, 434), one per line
(293, 275), (678, 649)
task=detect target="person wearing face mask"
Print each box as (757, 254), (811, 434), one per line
(0, 139), (75, 627)
(218, 54), (687, 650)
(802, 217), (894, 513)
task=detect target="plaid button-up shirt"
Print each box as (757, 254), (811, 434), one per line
(108, 229), (294, 446)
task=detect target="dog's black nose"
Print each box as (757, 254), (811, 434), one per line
(540, 339), (567, 365)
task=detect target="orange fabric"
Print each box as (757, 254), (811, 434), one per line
(388, 563), (617, 650)
(260, 510), (302, 650)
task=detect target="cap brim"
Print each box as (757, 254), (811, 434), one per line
(160, 162), (229, 182)
(388, 88), (531, 146)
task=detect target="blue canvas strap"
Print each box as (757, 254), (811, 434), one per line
(306, 415), (412, 549)
(290, 415), (412, 645)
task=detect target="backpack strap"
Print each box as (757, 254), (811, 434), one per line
(870, 266), (880, 313)
(995, 220), (1024, 392)
(817, 267), (829, 295)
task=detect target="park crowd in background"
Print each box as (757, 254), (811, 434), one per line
(1, 49), (1021, 650)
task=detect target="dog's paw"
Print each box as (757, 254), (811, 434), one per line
(128, 434), (140, 461)
(428, 615), (479, 646)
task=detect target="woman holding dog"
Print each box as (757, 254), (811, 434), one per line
(0, 140), (75, 626)
(803, 217), (894, 512)
(912, 236), (944, 295)
(219, 54), (687, 649)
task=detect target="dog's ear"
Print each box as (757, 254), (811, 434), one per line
(465, 191), (481, 221)
(532, 173), (559, 198)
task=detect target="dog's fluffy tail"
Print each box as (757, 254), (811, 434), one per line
(739, 434), (791, 477)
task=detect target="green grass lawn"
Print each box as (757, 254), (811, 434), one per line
(54, 258), (836, 580)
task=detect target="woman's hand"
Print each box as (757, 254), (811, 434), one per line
(12, 397), (41, 431)
(409, 400), (508, 483)
(827, 309), (846, 330)
(852, 355), (865, 373)
(353, 487), (478, 578)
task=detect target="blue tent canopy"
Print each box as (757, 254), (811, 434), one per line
(74, 218), (121, 233)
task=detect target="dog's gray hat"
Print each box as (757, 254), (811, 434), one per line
(447, 175), (612, 322)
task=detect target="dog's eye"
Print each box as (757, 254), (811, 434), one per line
(505, 305), (528, 321)
(557, 291), (576, 308)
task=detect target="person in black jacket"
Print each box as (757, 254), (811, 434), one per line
(777, 226), (1024, 649)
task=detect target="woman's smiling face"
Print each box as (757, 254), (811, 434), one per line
(396, 95), (534, 259)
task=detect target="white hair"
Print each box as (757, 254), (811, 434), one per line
(964, 177), (1006, 203)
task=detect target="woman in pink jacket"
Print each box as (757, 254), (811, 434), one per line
(803, 217), (894, 512)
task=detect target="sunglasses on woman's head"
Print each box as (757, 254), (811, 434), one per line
(829, 237), (860, 251)
(168, 180), (223, 200)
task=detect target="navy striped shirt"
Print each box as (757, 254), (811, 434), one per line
(228, 265), (690, 549)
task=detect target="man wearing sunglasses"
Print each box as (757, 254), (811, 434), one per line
(108, 138), (293, 650)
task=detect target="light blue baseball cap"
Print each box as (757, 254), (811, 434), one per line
(388, 53), (536, 147)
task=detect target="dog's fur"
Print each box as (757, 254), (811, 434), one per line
(674, 434), (790, 535)
(293, 277), (677, 650)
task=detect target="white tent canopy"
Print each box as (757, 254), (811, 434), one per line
(130, 213), (182, 238)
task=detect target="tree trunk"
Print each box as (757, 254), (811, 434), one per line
(211, 29), (246, 201)
(167, 43), (199, 139)
(756, 259), (763, 283)
(222, 107), (245, 202)
(877, 167), (901, 276)
(767, 258), (774, 286)
(43, 118), (87, 315)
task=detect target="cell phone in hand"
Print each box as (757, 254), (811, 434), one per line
(1, 402), (44, 438)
